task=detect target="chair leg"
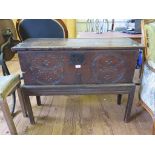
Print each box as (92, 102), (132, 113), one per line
(36, 96), (41, 106)
(2, 65), (6, 75)
(124, 86), (136, 123)
(117, 94), (122, 105)
(11, 91), (16, 116)
(2, 65), (16, 115)
(2, 61), (10, 75)
(17, 87), (28, 117)
(0, 99), (17, 135)
(152, 118), (155, 135)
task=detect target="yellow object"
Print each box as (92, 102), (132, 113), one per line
(64, 19), (76, 38)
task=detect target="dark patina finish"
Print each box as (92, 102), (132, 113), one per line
(12, 38), (144, 124)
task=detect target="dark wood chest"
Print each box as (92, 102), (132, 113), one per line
(12, 38), (144, 123)
(12, 38), (143, 86)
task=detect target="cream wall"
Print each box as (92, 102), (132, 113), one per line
(13, 19), (76, 38)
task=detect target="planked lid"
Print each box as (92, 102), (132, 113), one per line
(12, 38), (144, 51)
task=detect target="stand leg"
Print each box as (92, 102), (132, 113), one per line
(117, 94), (122, 105)
(124, 86), (136, 123)
(22, 92), (35, 124)
(17, 87), (28, 117)
(36, 96), (41, 106)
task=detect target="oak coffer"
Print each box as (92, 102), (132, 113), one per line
(11, 38), (144, 124)
(12, 38), (143, 85)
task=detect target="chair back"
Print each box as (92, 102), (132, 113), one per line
(140, 19), (155, 121)
(0, 19), (18, 61)
(16, 19), (68, 41)
(141, 19), (155, 61)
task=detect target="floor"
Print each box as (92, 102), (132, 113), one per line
(0, 58), (153, 135)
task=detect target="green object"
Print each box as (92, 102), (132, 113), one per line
(0, 74), (20, 100)
(145, 23), (155, 62)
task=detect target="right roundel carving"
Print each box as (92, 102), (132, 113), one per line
(92, 54), (126, 83)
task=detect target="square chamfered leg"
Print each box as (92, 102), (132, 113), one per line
(117, 94), (122, 105)
(36, 96), (41, 106)
(124, 85), (136, 123)
(21, 90), (35, 124)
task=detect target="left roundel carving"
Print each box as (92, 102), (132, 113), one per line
(29, 55), (64, 85)
(92, 54), (126, 83)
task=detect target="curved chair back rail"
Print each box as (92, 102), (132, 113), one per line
(16, 19), (68, 41)
(0, 19), (19, 61)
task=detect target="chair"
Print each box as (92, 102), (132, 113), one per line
(16, 19), (68, 106)
(0, 74), (26, 134)
(16, 19), (68, 40)
(0, 19), (20, 115)
(140, 19), (155, 134)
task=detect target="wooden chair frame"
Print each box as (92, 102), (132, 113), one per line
(140, 19), (155, 134)
(0, 81), (27, 134)
(0, 22), (20, 115)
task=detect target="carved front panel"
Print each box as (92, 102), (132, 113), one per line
(18, 50), (138, 85)
(92, 54), (127, 83)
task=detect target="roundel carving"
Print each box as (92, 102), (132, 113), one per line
(92, 54), (126, 83)
(29, 55), (64, 85)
